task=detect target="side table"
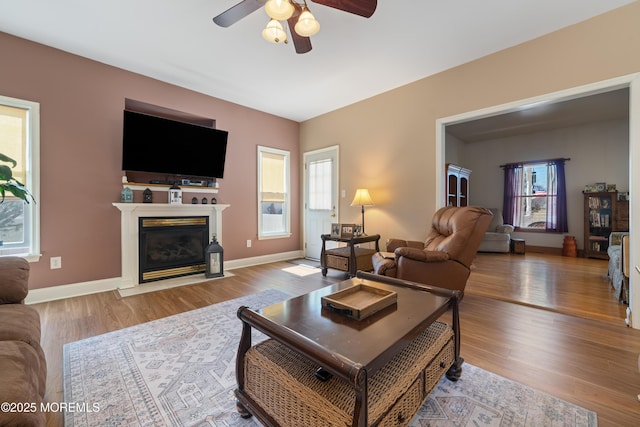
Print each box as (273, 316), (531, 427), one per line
(511, 237), (525, 254)
(321, 234), (380, 277)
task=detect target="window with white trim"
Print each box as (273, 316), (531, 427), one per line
(308, 158), (333, 210)
(0, 96), (40, 259)
(258, 146), (291, 239)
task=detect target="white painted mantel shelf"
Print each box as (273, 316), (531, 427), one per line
(113, 202), (229, 290)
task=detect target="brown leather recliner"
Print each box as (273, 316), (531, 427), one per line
(372, 206), (493, 296)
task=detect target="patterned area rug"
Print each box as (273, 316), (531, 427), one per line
(63, 290), (597, 427)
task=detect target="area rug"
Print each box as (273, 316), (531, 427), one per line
(63, 290), (597, 427)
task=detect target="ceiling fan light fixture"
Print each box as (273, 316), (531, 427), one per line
(262, 19), (287, 43)
(264, 0), (294, 21)
(295, 8), (320, 37)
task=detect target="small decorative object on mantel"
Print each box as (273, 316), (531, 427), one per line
(205, 235), (224, 278)
(120, 186), (133, 203)
(201, 197), (208, 204)
(191, 197), (198, 204)
(143, 188), (153, 203)
(211, 197), (217, 204)
(168, 183), (182, 205)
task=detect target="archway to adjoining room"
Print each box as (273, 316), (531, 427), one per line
(435, 73), (640, 329)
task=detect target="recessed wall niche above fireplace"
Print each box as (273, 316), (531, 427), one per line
(113, 203), (229, 289)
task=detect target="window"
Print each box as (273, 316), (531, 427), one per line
(307, 158), (332, 210)
(258, 146), (290, 239)
(503, 159), (568, 232)
(0, 96), (40, 260)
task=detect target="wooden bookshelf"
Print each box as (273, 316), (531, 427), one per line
(583, 191), (628, 259)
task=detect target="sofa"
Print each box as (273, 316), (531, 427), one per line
(0, 256), (47, 427)
(477, 208), (514, 253)
(607, 232), (630, 303)
(372, 206), (493, 297)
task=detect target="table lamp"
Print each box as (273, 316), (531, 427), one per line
(350, 188), (374, 235)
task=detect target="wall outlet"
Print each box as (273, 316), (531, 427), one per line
(50, 256), (62, 269)
(246, 239), (252, 248)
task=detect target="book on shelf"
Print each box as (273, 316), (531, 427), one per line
(588, 196), (613, 209)
(589, 211), (611, 228)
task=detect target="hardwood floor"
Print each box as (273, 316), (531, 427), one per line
(32, 253), (640, 426)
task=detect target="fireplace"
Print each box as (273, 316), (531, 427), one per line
(114, 202), (229, 289)
(138, 216), (209, 283)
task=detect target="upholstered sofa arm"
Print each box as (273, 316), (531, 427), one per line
(386, 239), (424, 252)
(495, 224), (514, 233)
(0, 257), (30, 304)
(395, 247), (450, 263)
(372, 252), (397, 277)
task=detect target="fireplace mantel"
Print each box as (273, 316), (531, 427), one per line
(113, 203), (229, 289)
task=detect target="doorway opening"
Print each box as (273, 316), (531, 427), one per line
(435, 73), (640, 328)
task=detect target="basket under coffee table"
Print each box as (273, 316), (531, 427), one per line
(234, 271), (463, 427)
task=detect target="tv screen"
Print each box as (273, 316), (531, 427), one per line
(122, 110), (228, 179)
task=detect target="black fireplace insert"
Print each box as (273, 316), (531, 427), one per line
(138, 216), (209, 283)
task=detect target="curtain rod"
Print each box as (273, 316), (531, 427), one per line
(499, 158), (571, 168)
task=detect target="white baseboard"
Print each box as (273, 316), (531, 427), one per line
(25, 277), (121, 305)
(25, 250), (304, 304)
(224, 250), (303, 270)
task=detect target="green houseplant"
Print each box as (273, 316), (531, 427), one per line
(0, 152), (34, 203)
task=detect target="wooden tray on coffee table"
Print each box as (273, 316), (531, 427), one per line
(321, 283), (397, 320)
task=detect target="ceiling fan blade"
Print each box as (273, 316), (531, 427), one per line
(213, 0), (265, 27)
(311, 0), (377, 18)
(287, 5), (312, 54)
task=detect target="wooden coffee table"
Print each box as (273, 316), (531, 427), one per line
(234, 271), (462, 427)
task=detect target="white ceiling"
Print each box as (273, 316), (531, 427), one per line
(447, 88), (630, 142)
(0, 0), (635, 122)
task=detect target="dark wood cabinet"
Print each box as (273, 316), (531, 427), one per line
(446, 164), (471, 207)
(583, 191), (628, 259)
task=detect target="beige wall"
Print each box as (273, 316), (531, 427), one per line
(0, 32), (301, 290)
(300, 2), (640, 250)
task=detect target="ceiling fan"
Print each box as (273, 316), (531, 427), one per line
(213, 0), (377, 54)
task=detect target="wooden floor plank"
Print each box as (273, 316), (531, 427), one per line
(31, 254), (640, 426)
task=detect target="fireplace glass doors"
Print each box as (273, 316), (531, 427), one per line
(138, 216), (209, 283)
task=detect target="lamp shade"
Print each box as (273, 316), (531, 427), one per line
(350, 188), (374, 206)
(262, 19), (287, 43)
(294, 8), (320, 37)
(264, 0), (294, 20)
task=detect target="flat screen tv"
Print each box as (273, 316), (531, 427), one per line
(122, 110), (228, 179)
